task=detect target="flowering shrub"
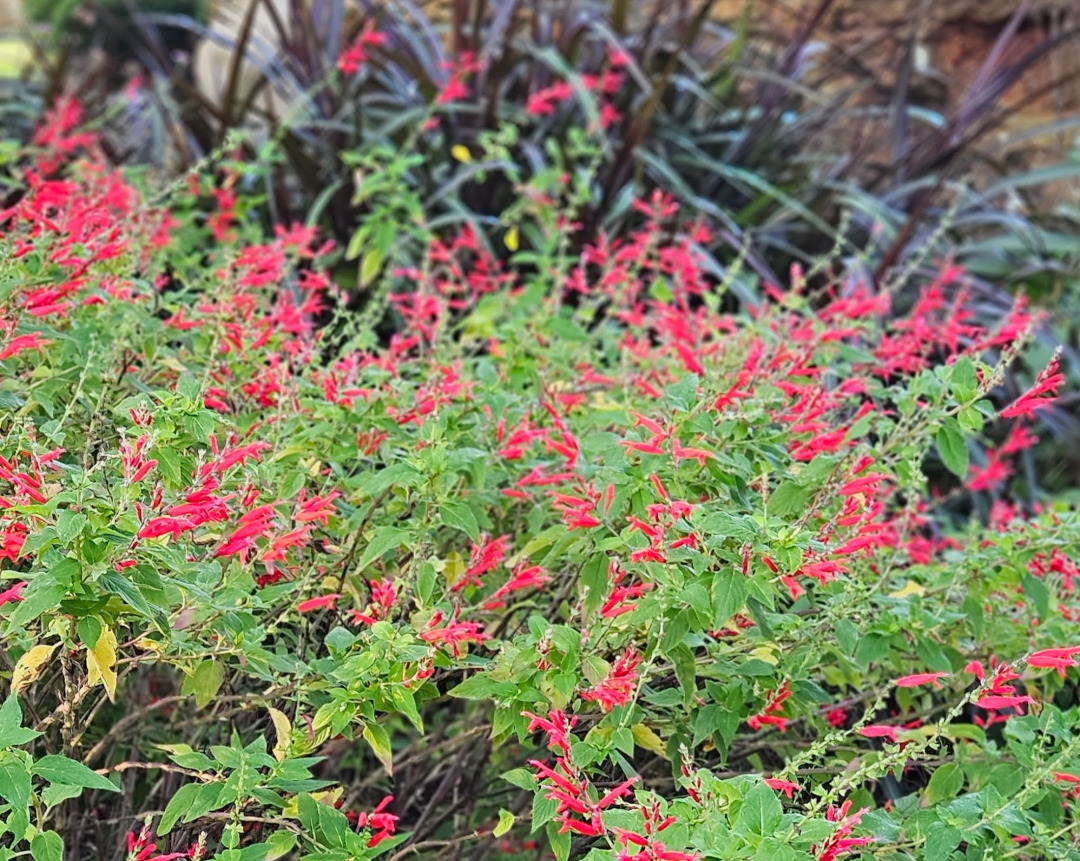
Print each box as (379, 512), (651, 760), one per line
(1, 99), (1080, 861)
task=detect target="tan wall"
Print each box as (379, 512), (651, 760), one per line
(0, 0), (23, 32)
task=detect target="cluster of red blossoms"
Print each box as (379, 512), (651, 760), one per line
(125, 825), (203, 861)
(524, 710), (639, 837)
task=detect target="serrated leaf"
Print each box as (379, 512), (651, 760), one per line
(182, 659), (225, 709)
(159, 782), (204, 835)
(769, 482), (807, 517)
(925, 762), (964, 804)
(32, 755), (120, 792)
(0, 696), (40, 747)
(439, 500), (480, 542)
(30, 830), (63, 861)
(735, 782), (783, 836)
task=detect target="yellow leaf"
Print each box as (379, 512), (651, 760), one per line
(504, 225), (519, 252)
(750, 646), (779, 666)
(631, 723), (668, 758)
(443, 551), (467, 589)
(888, 580), (926, 599)
(451, 144), (473, 163)
(493, 809), (515, 838)
(86, 626), (118, 702)
(0, 38), (33, 78)
(13, 644), (57, 694)
(283, 787), (342, 818)
(312, 788), (343, 807)
(135, 637), (163, 653)
(268, 707), (292, 762)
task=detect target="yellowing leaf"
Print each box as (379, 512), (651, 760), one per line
(268, 707), (292, 762)
(631, 723), (667, 758)
(13, 644), (57, 694)
(888, 580), (926, 599)
(451, 144), (473, 163)
(0, 38), (33, 77)
(134, 637), (163, 653)
(363, 722), (394, 776)
(493, 809), (515, 838)
(312, 788), (343, 807)
(360, 249), (382, 287)
(504, 225), (520, 252)
(750, 646), (779, 666)
(86, 626), (118, 702)
(282, 787), (342, 818)
(443, 551), (467, 589)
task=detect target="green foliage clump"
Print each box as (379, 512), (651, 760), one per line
(0, 94), (1077, 861)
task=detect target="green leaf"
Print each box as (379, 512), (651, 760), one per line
(9, 575), (68, 627)
(548, 821), (570, 861)
(712, 568), (748, 629)
(734, 782), (783, 836)
(924, 823), (963, 861)
(769, 482), (807, 517)
(581, 554), (609, 616)
(55, 510), (87, 545)
(182, 659), (225, 709)
(159, 782), (204, 835)
(41, 783), (84, 808)
(449, 675), (518, 700)
(30, 830), (63, 861)
(925, 763), (964, 804)
(356, 528), (409, 572)
(388, 685), (423, 733)
(32, 755), (120, 792)
(0, 756), (31, 810)
(439, 500), (480, 542)
(0, 696), (41, 747)
(936, 420), (968, 478)
(501, 768), (536, 791)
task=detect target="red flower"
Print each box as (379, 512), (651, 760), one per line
(860, 725), (899, 743)
(894, 672), (949, 689)
(0, 580), (27, 607)
(1027, 646), (1080, 678)
(337, 21), (386, 75)
(581, 648), (641, 712)
(297, 594), (340, 614)
(420, 612), (489, 657)
(1000, 353), (1064, 418)
(765, 778), (800, 799)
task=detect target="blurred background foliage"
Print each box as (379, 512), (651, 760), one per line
(1, 0), (1080, 494)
